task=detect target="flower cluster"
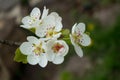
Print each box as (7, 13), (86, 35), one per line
(17, 7), (91, 68)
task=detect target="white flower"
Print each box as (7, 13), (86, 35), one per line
(46, 39), (69, 64)
(21, 7), (62, 39)
(19, 36), (48, 67)
(21, 7), (41, 29)
(70, 23), (91, 57)
(36, 11), (63, 38)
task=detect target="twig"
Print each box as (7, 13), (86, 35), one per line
(0, 39), (21, 46)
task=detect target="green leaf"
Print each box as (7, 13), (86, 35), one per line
(29, 28), (35, 33)
(61, 29), (70, 37)
(14, 48), (27, 64)
(61, 29), (71, 45)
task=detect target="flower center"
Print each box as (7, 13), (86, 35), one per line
(52, 43), (64, 53)
(32, 43), (44, 55)
(46, 27), (58, 38)
(72, 33), (82, 44)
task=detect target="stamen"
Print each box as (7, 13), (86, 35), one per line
(52, 43), (64, 53)
(46, 27), (58, 38)
(72, 33), (82, 44)
(32, 43), (44, 55)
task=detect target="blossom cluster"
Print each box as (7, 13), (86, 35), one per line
(18, 7), (91, 67)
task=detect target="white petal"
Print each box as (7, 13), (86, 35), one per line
(72, 23), (77, 34)
(80, 33), (91, 46)
(39, 37), (50, 41)
(20, 25), (33, 29)
(35, 26), (46, 37)
(46, 39), (68, 63)
(52, 33), (61, 39)
(41, 6), (49, 19)
(22, 16), (33, 24)
(72, 23), (85, 34)
(76, 23), (85, 34)
(53, 56), (64, 64)
(27, 36), (39, 44)
(42, 14), (55, 28)
(54, 18), (62, 32)
(30, 7), (41, 20)
(50, 12), (59, 18)
(50, 12), (62, 32)
(39, 53), (48, 68)
(46, 38), (55, 47)
(55, 40), (69, 56)
(46, 52), (55, 61)
(74, 44), (83, 57)
(20, 42), (33, 55)
(27, 54), (39, 65)
(22, 16), (33, 25)
(46, 39), (56, 61)
(36, 15), (55, 37)
(70, 34), (76, 46)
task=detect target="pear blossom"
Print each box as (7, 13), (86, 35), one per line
(46, 39), (69, 64)
(19, 36), (48, 67)
(36, 12), (63, 38)
(21, 7), (41, 29)
(21, 7), (62, 39)
(70, 23), (91, 57)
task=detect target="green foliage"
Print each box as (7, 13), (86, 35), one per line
(29, 28), (35, 33)
(14, 48), (27, 64)
(61, 29), (70, 38)
(59, 14), (120, 80)
(61, 29), (71, 44)
(80, 16), (120, 80)
(60, 71), (74, 80)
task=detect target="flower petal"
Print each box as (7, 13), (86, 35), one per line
(55, 40), (69, 56)
(20, 42), (33, 55)
(74, 44), (83, 57)
(52, 32), (61, 39)
(27, 54), (39, 65)
(39, 53), (48, 68)
(76, 23), (85, 34)
(72, 23), (77, 34)
(50, 12), (59, 17)
(36, 15), (55, 37)
(27, 36), (39, 44)
(80, 33), (91, 46)
(41, 6), (49, 19)
(70, 34), (83, 57)
(70, 34), (75, 46)
(50, 12), (62, 32)
(46, 52), (55, 61)
(35, 26), (46, 37)
(42, 14), (55, 28)
(72, 23), (85, 34)
(20, 25), (33, 29)
(53, 56), (64, 64)
(46, 39), (55, 61)
(30, 7), (41, 20)
(21, 16), (33, 25)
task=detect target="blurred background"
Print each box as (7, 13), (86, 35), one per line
(0, 0), (120, 80)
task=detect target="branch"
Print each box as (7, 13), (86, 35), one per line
(0, 39), (21, 46)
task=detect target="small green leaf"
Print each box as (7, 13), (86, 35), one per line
(61, 29), (70, 37)
(29, 28), (35, 33)
(61, 29), (71, 45)
(14, 48), (27, 64)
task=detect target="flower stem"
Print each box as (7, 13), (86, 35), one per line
(0, 39), (21, 46)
